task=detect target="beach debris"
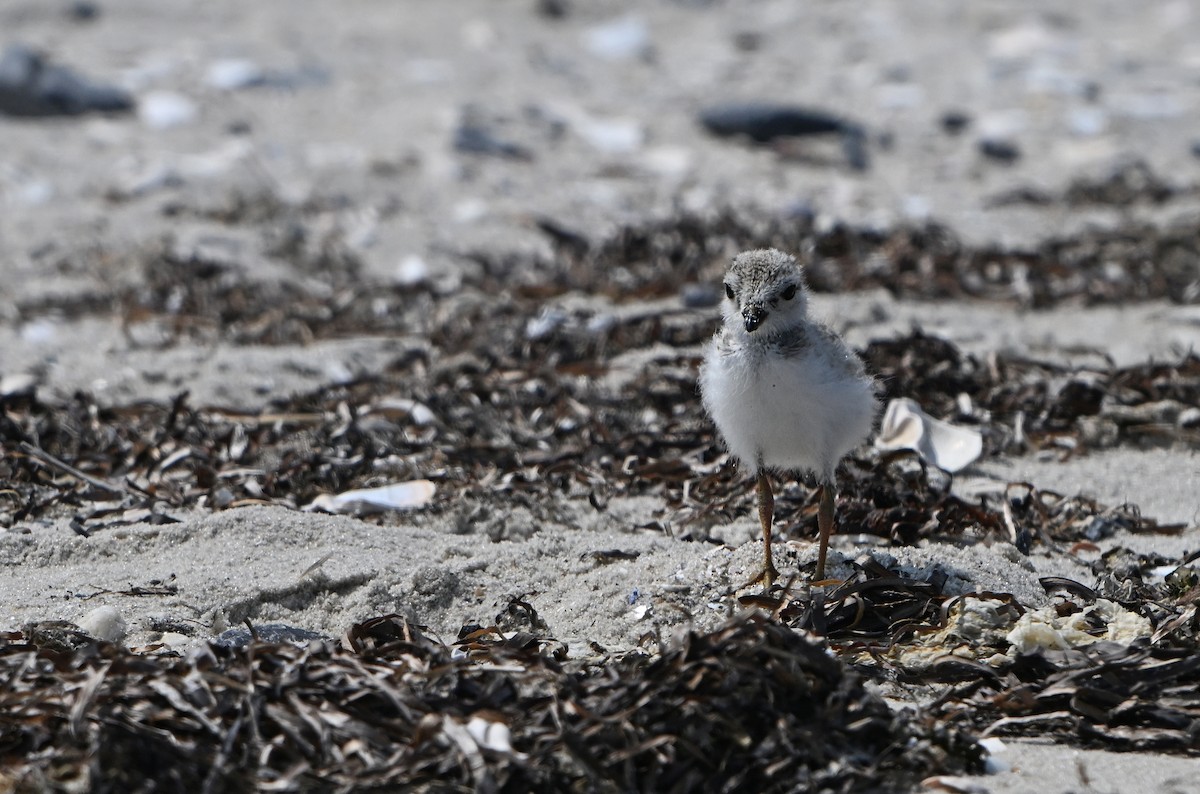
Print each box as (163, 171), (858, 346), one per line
(20, 621), (98, 653)
(393, 254), (431, 287)
(978, 737), (1011, 774)
(699, 102), (870, 169)
(978, 137), (1021, 163)
(938, 639), (1200, 752)
(453, 107), (532, 160)
(0, 615), (983, 790)
(370, 396), (437, 425)
(3, 321), (1185, 549)
(137, 90), (198, 129)
(0, 372), (36, 399)
(214, 623), (329, 648)
(583, 15), (652, 61)
(304, 480), (436, 514)
(2, 200), (1197, 774)
(875, 397), (983, 472)
(882, 596), (1022, 671)
(204, 58), (265, 91)
(77, 606), (127, 644)
(1005, 600), (1152, 655)
(699, 102), (846, 141)
(0, 44), (133, 117)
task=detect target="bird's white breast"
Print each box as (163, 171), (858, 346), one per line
(700, 332), (876, 479)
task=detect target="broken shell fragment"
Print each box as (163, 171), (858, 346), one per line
(0, 372), (37, 398)
(77, 605), (127, 644)
(1005, 599), (1152, 656)
(304, 480), (436, 514)
(875, 398), (983, 473)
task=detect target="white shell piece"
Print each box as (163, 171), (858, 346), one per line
(978, 737), (1011, 774)
(466, 716), (515, 754)
(78, 606), (127, 643)
(875, 398), (983, 473)
(304, 480), (436, 514)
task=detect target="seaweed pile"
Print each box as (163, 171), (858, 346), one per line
(0, 615), (982, 792)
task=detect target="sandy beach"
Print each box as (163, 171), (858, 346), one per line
(2, 2), (1199, 791)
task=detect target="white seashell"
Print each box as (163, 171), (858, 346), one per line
(373, 397), (437, 426)
(395, 255), (429, 287)
(583, 15), (652, 61)
(205, 58), (264, 91)
(78, 606), (127, 643)
(875, 398), (982, 473)
(0, 373), (36, 398)
(304, 480), (436, 514)
(466, 716), (515, 754)
(138, 91), (198, 129)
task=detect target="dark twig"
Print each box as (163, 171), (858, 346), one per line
(18, 441), (128, 496)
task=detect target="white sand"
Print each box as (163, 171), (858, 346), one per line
(3, 1), (1198, 789)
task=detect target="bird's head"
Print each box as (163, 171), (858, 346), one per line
(721, 249), (810, 335)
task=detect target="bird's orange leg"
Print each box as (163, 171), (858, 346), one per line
(746, 471), (780, 587)
(816, 483), (835, 580)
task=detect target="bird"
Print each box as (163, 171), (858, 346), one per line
(699, 248), (877, 585)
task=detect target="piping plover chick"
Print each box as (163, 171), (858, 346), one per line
(700, 249), (877, 585)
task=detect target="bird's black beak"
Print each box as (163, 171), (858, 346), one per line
(742, 306), (767, 332)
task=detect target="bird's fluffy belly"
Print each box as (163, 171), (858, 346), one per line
(701, 346), (875, 478)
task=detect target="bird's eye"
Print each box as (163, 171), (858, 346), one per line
(781, 284), (798, 300)
(724, 283), (735, 300)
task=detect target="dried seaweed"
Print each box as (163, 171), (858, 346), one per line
(934, 638), (1200, 753)
(988, 160), (1183, 209)
(737, 550), (1200, 754)
(863, 330), (1200, 455)
(524, 207), (1200, 307)
(0, 615), (983, 792)
(3, 324), (1192, 555)
(5, 197), (1200, 780)
(15, 199), (1200, 349)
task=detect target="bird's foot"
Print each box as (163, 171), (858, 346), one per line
(741, 559), (780, 590)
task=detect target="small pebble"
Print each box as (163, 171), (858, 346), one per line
(453, 120), (531, 160)
(940, 110), (971, 135)
(978, 137), (1020, 163)
(66, 2), (100, 21)
(536, 0), (569, 19)
(158, 632), (191, 647)
(571, 115), (643, 154)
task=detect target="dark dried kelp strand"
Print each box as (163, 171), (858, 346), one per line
(0, 615), (983, 792)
